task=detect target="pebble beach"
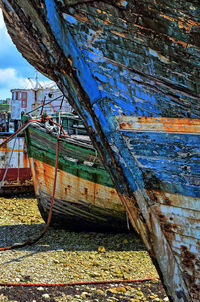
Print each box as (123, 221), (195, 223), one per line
(0, 196), (168, 301)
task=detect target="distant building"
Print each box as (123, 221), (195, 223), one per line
(0, 76), (73, 132)
(11, 85), (72, 120)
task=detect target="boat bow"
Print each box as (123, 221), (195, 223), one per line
(1, 1), (199, 301)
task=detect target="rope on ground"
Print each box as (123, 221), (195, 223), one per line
(0, 277), (160, 287)
(0, 123), (160, 287)
(0, 133), (60, 251)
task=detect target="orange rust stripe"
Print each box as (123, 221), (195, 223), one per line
(0, 148), (24, 152)
(116, 116), (200, 134)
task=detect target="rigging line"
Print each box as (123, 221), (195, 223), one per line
(0, 134), (60, 251)
(0, 120), (42, 148)
(0, 134), (18, 190)
(26, 95), (64, 115)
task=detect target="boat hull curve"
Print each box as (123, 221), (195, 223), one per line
(25, 121), (129, 232)
(1, 1), (200, 301)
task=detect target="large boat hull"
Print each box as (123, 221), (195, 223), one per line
(0, 136), (33, 195)
(1, 1), (199, 301)
(25, 122), (128, 232)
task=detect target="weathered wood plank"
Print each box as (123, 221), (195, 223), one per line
(1, 0), (200, 300)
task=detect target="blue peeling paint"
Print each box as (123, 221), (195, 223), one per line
(44, 0), (102, 104)
(93, 101), (151, 197)
(29, 0), (200, 203)
(62, 14), (77, 24)
(2, 2), (200, 301)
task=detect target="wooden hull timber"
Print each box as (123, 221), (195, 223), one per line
(24, 121), (128, 232)
(1, 1), (199, 301)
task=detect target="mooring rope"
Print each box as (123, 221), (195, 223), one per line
(26, 95), (63, 115)
(0, 119), (42, 148)
(0, 117), (67, 150)
(0, 120), (160, 289)
(0, 276), (159, 287)
(0, 133), (59, 251)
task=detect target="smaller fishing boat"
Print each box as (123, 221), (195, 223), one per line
(0, 80), (72, 196)
(23, 113), (128, 232)
(1, 0), (199, 300)
(0, 112), (32, 195)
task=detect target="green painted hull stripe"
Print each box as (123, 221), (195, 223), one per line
(27, 127), (114, 188)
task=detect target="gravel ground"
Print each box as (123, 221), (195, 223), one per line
(0, 196), (168, 301)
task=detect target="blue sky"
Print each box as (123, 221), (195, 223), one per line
(0, 9), (51, 100)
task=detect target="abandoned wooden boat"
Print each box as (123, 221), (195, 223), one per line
(1, 1), (199, 301)
(0, 112), (33, 195)
(0, 134), (33, 196)
(0, 83), (72, 196)
(23, 114), (128, 232)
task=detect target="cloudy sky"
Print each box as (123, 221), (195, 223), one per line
(0, 9), (51, 100)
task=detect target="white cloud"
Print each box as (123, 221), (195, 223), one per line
(0, 68), (55, 99)
(0, 9), (55, 99)
(0, 68), (29, 88)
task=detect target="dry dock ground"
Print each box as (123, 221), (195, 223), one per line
(0, 196), (168, 301)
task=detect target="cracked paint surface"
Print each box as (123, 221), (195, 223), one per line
(0, 1), (199, 301)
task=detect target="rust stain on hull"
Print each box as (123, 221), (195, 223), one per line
(117, 116), (200, 133)
(1, 1), (199, 301)
(29, 157), (128, 231)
